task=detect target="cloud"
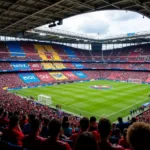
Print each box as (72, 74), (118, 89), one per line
(105, 10), (140, 22)
(79, 21), (109, 34)
(39, 10), (150, 37)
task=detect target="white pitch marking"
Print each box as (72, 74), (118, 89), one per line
(106, 98), (149, 117)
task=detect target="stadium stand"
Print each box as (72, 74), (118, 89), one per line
(29, 63), (43, 71)
(53, 63), (66, 69)
(2, 62), (150, 72)
(73, 71), (87, 79)
(64, 47), (78, 60)
(44, 45), (61, 61)
(64, 63), (76, 69)
(42, 62), (56, 70)
(50, 72), (68, 81)
(0, 73), (25, 88)
(6, 41), (26, 57)
(73, 63), (84, 69)
(0, 62), (13, 71)
(108, 72), (122, 80)
(1, 41), (150, 150)
(11, 62), (31, 71)
(1, 0), (150, 148)
(63, 71), (79, 81)
(0, 42), (10, 60)
(21, 42), (41, 60)
(18, 73), (40, 84)
(34, 44), (48, 60)
(35, 72), (55, 83)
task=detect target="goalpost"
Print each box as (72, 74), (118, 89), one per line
(38, 94), (52, 105)
(128, 79), (142, 84)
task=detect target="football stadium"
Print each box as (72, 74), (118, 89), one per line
(0, 0), (150, 150)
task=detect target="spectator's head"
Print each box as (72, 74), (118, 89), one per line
(89, 116), (97, 131)
(62, 116), (68, 128)
(43, 118), (49, 126)
(63, 121), (70, 128)
(14, 111), (20, 116)
(8, 112), (13, 118)
(28, 114), (35, 122)
(118, 117), (123, 123)
(39, 114), (43, 120)
(48, 119), (61, 137)
(98, 118), (111, 139)
(114, 128), (121, 138)
(2, 111), (8, 118)
(74, 132), (98, 150)
(31, 119), (42, 134)
(9, 115), (19, 128)
(131, 117), (137, 124)
(80, 117), (89, 131)
(22, 115), (28, 120)
(63, 116), (68, 123)
(127, 122), (150, 150)
(0, 108), (4, 116)
(112, 123), (116, 129)
(123, 128), (127, 139)
(90, 116), (96, 125)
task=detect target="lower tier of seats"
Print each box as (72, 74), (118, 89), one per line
(0, 70), (149, 89)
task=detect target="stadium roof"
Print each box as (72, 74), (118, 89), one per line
(0, 0), (150, 37)
(2, 29), (150, 45)
(23, 29), (150, 44)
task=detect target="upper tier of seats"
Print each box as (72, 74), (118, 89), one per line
(0, 41), (150, 62)
(0, 41), (150, 89)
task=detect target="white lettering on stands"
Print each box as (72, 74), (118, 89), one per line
(23, 76), (35, 80)
(39, 75), (48, 79)
(32, 64), (39, 67)
(13, 64), (28, 68)
(77, 73), (82, 76)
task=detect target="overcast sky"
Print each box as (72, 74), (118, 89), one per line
(40, 10), (150, 37)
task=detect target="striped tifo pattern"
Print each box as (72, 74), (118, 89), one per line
(53, 63), (66, 69)
(34, 44), (48, 60)
(43, 45), (61, 60)
(41, 63), (56, 69)
(13, 80), (150, 122)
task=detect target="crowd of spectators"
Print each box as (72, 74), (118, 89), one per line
(1, 41), (150, 62)
(136, 109), (150, 123)
(0, 96), (150, 150)
(0, 70), (150, 90)
(1, 42), (150, 150)
(1, 62), (150, 72)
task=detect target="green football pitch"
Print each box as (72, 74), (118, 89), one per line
(11, 80), (150, 122)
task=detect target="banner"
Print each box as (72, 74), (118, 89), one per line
(73, 63), (84, 69)
(11, 62), (30, 70)
(18, 73), (40, 83)
(73, 71), (87, 78)
(63, 71), (78, 79)
(50, 72), (68, 80)
(29, 63), (42, 70)
(36, 72), (54, 82)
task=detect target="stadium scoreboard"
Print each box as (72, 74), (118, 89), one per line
(91, 43), (102, 51)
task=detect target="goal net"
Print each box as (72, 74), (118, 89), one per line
(128, 79), (142, 84)
(38, 94), (52, 105)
